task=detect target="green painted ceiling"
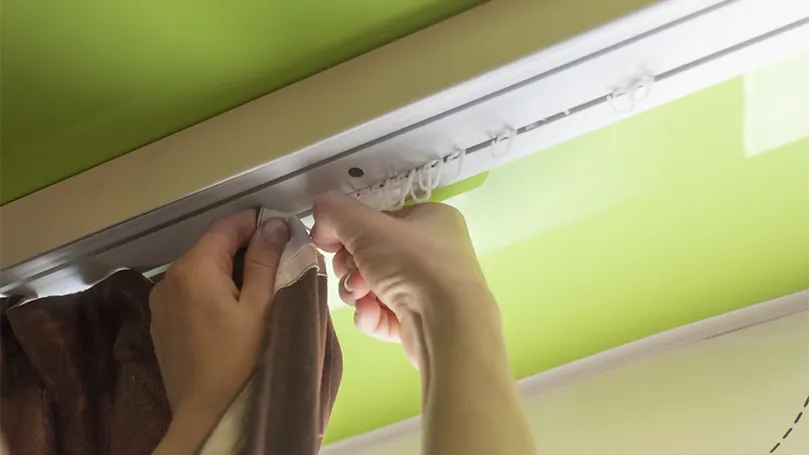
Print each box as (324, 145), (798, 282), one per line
(0, 0), (486, 204)
(326, 59), (809, 442)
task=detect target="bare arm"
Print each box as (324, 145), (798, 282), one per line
(312, 192), (536, 454)
(417, 290), (534, 454)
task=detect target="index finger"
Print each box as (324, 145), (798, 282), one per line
(194, 210), (258, 274)
(310, 191), (378, 252)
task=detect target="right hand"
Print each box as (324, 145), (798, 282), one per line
(313, 192), (536, 455)
(311, 191), (496, 366)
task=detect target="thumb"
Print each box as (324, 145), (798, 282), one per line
(239, 218), (290, 308)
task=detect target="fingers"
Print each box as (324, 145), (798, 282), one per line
(240, 218), (290, 308)
(195, 210), (258, 274)
(338, 269), (371, 306)
(311, 191), (380, 252)
(333, 247), (372, 306)
(354, 294), (401, 343)
(332, 248), (355, 277)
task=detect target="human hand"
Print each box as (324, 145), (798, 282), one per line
(312, 192), (534, 455)
(311, 191), (497, 367)
(149, 211), (289, 449)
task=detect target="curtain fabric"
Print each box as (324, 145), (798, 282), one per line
(0, 216), (342, 455)
(1, 270), (170, 455)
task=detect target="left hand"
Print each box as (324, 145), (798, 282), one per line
(149, 211), (289, 452)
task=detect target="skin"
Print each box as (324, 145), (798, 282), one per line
(151, 191), (536, 455)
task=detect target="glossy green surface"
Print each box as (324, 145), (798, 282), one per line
(326, 61), (809, 442)
(0, 0), (485, 203)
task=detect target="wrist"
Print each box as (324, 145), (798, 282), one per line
(418, 282), (503, 352)
(153, 404), (220, 455)
(421, 278), (499, 325)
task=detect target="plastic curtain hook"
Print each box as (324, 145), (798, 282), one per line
(389, 171), (413, 211)
(630, 76), (654, 103)
(410, 166), (433, 203)
(608, 87), (634, 114)
(354, 148), (466, 211)
(417, 161), (434, 192)
(443, 148), (466, 182)
(381, 177), (395, 211)
(429, 158), (443, 190)
(490, 129), (517, 158)
(610, 75), (655, 114)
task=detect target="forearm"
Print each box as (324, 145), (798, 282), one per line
(415, 289), (536, 455)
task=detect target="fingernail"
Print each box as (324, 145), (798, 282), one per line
(261, 218), (290, 244)
(342, 271), (354, 295)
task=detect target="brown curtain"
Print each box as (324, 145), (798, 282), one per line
(1, 217), (342, 455)
(1, 270), (170, 455)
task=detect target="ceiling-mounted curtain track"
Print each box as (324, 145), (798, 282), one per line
(1, 0), (807, 297)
